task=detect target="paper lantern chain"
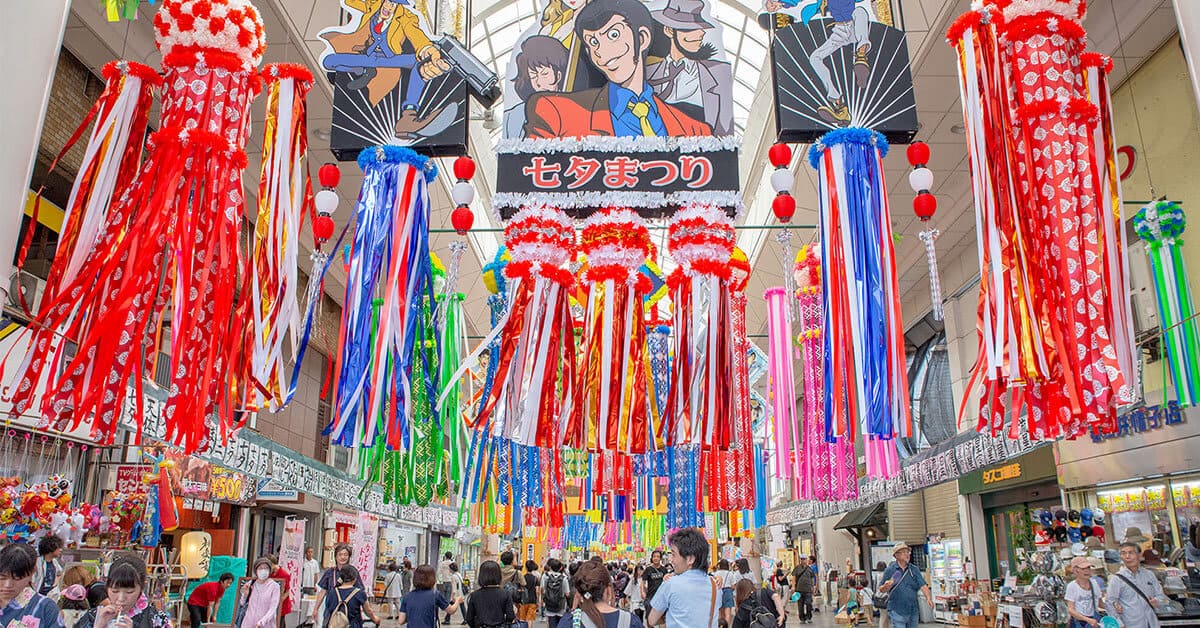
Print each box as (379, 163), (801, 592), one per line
(314, 163), (341, 244)
(907, 141), (942, 321)
(451, 155), (476, 235)
(769, 143), (796, 222)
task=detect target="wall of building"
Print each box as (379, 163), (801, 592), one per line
(814, 514), (860, 575)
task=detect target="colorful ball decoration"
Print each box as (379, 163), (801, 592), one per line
(906, 141), (936, 221)
(768, 143), (796, 223)
(504, 204), (576, 275)
(452, 155), (476, 235)
(580, 207), (651, 283)
(913, 193), (937, 220)
(318, 163), (341, 188)
(153, 0), (267, 71)
(668, 202), (736, 277)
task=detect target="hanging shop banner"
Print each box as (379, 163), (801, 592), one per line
(164, 449), (211, 499)
(256, 478), (301, 503)
(767, 420), (1043, 524)
(494, 0), (741, 216)
(119, 386), (454, 523)
(208, 466), (256, 505)
(760, 0), (918, 144)
(114, 465), (145, 494)
(317, 0), (487, 159)
(353, 513), (380, 583)
(280, 519), (306, 606)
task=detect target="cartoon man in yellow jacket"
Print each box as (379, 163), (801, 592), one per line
(322, 0), (451, 129)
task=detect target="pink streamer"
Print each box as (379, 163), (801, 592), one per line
(764, 287), (798, 479)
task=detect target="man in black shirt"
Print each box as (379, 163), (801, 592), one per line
(641, 550), (668, 605)
(791, 556), (816, 623)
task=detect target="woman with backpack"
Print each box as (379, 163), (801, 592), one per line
(624, 565), (645, 619)
(731, 580), (781, 628)
(541, 559), (570, 625)
(312, 544), (363, 626)
(464, 561), (516, 628)
(399, 565), (463, 628)
(328, 566), (381, 628)
(556, 560), (643, 628)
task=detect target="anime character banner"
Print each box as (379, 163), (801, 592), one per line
(494, 0), (741, 218)
(762, 0), (918, 143)
(319, 0), (491, 159)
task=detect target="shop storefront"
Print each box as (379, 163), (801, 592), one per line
(959, 446), (1061, 580)
(378, 519), (424, 564)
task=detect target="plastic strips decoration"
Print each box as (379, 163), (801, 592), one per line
(663, 202), (735, 450)
(808, 128), (907, 479)
(794, 245), (858, 501)
(325, 146), (441, 505)
(13, 60), (159, 318)
(764, 285), (799, 482)
(570, 208), (652, 454)
(249, 64), (313, 411)
(706, 247), (755, 512)
(436, 243), (470, 496)
(947, 0), (1134, 440)
(1133, 202), (1200, 406)
(471, 204), (577, 449)
(11, 0), (267, 452)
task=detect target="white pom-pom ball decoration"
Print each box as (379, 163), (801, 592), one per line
(314, 190), (339, 215)
(770, 168), (794, 194)
(908, 167), (934, 193)
(451, 181), (475, 206)
(154, 0), (268, 71)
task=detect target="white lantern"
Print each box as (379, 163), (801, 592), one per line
(451, 181), (475, 206)
(314, 189), (340, 215)
(179, 530), (212, 579)
(908, 167), (934, 193)
(770, 168), (794, 194)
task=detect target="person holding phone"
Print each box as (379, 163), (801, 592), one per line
(877, 544), (932, 628)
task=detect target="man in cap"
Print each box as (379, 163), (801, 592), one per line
(645, 0), (733, 136)
(1107, 541), (1165, 628)
(878, 543), (933, 628)
(1065, 556), (1105, 628)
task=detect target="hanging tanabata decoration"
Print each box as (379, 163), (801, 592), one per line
(250, 64), (315, 411)
(706, 248), (755, 512)
(11, 0), (269, 452)
(906, 141), (943, 321)
(1133, 201), (1200, 406)
(763, 285), (798, 484)
(327, 146), (443, 505)
(948, 0), (1136, 439)
(794, 245), (857, 501)
(809, 128), (908, 479)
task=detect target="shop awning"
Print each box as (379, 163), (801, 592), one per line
(833, 503), (887, 530)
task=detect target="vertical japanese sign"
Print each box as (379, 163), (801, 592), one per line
(354, 513), (379, 587)
(280, 520), (306, 606)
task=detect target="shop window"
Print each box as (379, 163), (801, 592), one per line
(1098, 485), (1175, 555)
(1171, 480), (1200, 554)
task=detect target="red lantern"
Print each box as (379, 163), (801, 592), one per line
(451, 205), (475, 235)
(905, 141), (930, 167)
(913, 193), (937, 220)
(318, 163), (341, 188)
(313, 214), (336, 241)
(772, 193), (796, 222)
(453, 156), (476, 181)
(768, 143), (792, 168)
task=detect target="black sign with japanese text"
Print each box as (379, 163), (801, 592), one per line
(495, 148), (740, 219)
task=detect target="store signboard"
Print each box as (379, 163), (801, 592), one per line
(256, 478), (300, 502)
(114, 465), (144, 493)
(1057, 402), (1200, 488)
(208, 465), (255, 505)
(280, 519), (306, 606)
(958, 447), (1056, 495)
(1088, 401), (1185, 442)
(353, 513), (379, 585)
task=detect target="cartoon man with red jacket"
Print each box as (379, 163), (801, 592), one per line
(524, 0), (712, 138)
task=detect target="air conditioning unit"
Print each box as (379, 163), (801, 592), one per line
(6, 271), (43, 314)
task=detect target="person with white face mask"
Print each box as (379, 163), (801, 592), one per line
(241, 558), (281, 628)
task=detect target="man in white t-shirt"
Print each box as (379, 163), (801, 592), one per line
(647, 527), (720, 628)
(302, 547), (321, 594)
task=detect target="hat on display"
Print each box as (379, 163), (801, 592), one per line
(1143, 548), (1163, 565)
(1087, 557), (1106, 571)
(1083, 537), (1104, 550)
(1092, 525), (1106, 542)
(1080, 525), (1094, 539)
(1038, 510), (1054, 528)
(1059, 547), (1074, 561)
(1068, 510), (1082, 526)
(1068, 526), (1082, 543)
(1124, 527), (1151, 544)
(1054, 525), (1069, 543)
(891, 542), (910, 556)
(1092, 508), (1105, 524)
(1080, 508), (1094, 526)
(1035, 529), (1053, 545)
(1070, 542), (1086, 557)
(1104, 549), (1121, 563)
(1055, 509), (1069, 521)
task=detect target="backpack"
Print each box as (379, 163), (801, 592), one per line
(327, 587), (358, 628)
(502, 569), (522, 601)
(748, 598), (780, 628)
(543, 572), (566, 612)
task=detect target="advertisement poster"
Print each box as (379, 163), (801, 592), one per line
(114, 466), (144, 493)
(280, 519), (306, 606)
(354, 513), (380, 586)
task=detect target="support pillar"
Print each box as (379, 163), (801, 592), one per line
(0, 1), (71, 301)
